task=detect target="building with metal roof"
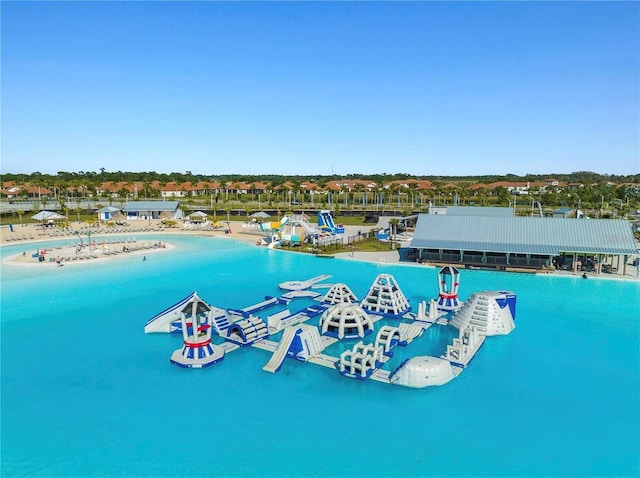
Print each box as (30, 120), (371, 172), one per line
(552, 207), (574, 218)
(408, 214), (638, 275)
(122, 201), (182, 220)
(96, 206), (120, 221)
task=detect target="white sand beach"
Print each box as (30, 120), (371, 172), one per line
(2, 220), (638, 280)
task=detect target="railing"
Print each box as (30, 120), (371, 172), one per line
(416, 251), (549, 269)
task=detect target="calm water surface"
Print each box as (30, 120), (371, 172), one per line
(1, 235), (638, 477)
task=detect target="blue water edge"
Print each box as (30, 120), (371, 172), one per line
(1, 235), (639, 477)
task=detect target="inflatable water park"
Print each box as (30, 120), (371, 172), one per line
(144, 265), (516, 388)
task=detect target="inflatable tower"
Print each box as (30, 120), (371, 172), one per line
(170, 295), (225, 368)
(360, 273), (410, 317)
(323, 283), (358, 305)
(449, 290), (516, 336)
(436, 265), (461, 311)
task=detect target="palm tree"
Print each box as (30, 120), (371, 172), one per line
(387, 183), (401, 209)
(410, 182), (421, 210)
(388, 218), (399, 249)
(353, 183), (366, 207)
(457, 184), (471, 206)
(340, 184), (350, 206)
(477, 188), (488, 206)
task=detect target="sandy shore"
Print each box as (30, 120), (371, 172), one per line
(6, 239), (175, 268)
(0, 220), (260, 268)
(2, 221), (638, 280)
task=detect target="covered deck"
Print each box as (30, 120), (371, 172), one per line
(407, 214), (639, 276)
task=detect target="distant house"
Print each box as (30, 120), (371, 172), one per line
(488, 181), (530, 195)
(160, 183), (187, 198)
(2, 185), (23, 199)
(469, 183), (493, 195)
(122, 201), (182, 220)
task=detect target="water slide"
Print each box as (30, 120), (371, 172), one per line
(260, 216), (289, 232)
(144, 292), (197, 333)
(262, 327), (299, 373)
(318, 210), (344, 234)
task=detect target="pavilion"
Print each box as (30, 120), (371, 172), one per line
(122, 201), (182, 221)
(408, 213), (638, 275)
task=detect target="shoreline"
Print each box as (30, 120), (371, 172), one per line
(4, 240), (174, 268)
(1, 222), (638, 281)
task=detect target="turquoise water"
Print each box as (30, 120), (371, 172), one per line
(1, 235), (639, 477)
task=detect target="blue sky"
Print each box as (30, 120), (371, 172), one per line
(2, 1), (638, 176)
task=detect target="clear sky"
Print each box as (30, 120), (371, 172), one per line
(2, 1), (639, 177)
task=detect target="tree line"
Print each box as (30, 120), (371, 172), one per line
(2, 170), (639, 186)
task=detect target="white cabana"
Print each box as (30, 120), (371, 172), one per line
(31, 211), (66, 226)
(249, 211), (270, 219)
(187, 211), (209, 223)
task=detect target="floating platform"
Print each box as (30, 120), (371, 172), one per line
(279, 274), (332, 291)
(170, 345), (225, 369)
(147, 271), (516, 389)
(281, 290), (321, 300)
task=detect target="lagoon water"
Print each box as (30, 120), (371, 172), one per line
(1, 235), (639, 477)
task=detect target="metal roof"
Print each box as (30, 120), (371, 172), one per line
(444, 206), (514, 217)
(123, 201), (179, 212)
(97, 206), (120, 213)
(410, 214), (638, 255)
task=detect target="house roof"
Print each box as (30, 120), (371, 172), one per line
(411, 214), (638, 255)
(122, 201), (180, 212)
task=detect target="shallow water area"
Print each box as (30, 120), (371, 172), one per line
(1, 234), (639, 477)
